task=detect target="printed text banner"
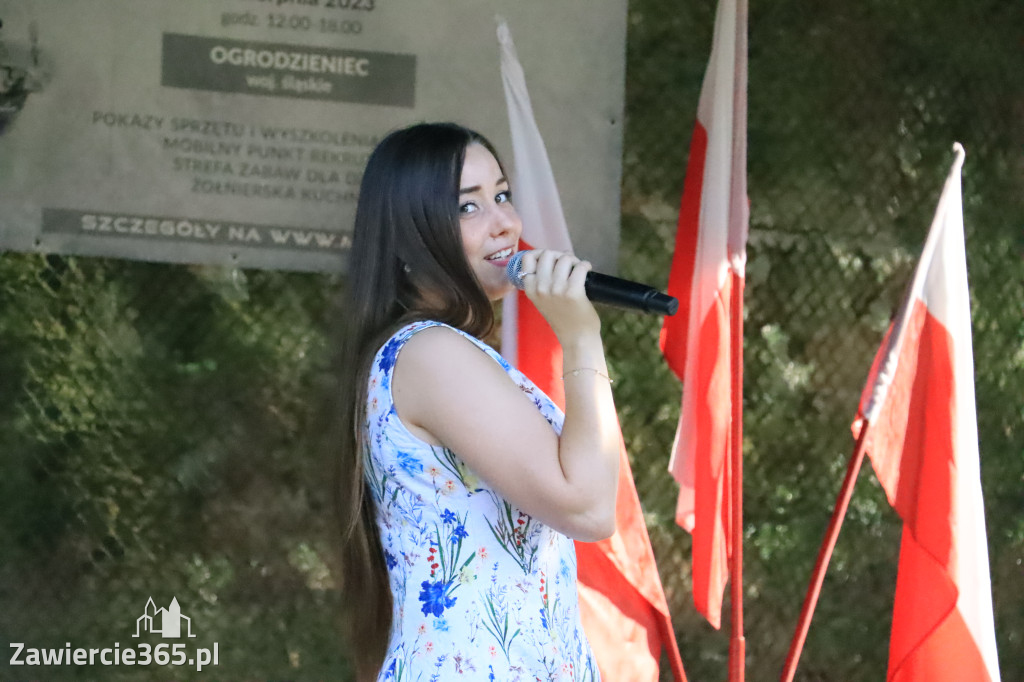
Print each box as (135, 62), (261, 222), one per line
(0, 0), (626, 273)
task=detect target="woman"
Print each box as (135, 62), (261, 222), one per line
(335, 122), (620, 681)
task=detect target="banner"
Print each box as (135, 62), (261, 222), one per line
(0, 0), (626, 272)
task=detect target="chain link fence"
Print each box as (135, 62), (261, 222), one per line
(2, 0), (1022, 680)
(614, 1), (1023, 679)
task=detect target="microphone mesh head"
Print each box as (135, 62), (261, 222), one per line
(505, 251), (526, 290)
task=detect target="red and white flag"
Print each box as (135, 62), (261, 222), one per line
(497, 19), (573, 408)
(658, 0), (748, 629)
(497, 20), (686, 682)
(854, 144), (1001, 682)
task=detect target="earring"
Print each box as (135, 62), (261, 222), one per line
(403, 263), (412, 274)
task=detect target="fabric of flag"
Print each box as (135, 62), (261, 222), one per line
(854, 145), (1001, 682)
(658, 0), (748, 629)
(497, 20), (686, 682)
(497, 18), (573, 409)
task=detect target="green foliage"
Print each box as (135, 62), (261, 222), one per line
(0, 255), (350, 680)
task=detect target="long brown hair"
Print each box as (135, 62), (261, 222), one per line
(332, 122), (503, 679)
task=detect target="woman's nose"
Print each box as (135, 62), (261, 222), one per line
(491, 205), (520, 235)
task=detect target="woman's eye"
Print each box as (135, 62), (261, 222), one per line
(496, 190), (512, 204)
(459, 201), (478, 215)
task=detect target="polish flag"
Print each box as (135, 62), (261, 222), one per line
(854, 145), (1000, 682)
(497, 20), (686, 681)
(658, 0), (748, 629)
(497, 19), (573, 409)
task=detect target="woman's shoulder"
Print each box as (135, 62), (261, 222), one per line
(388, 324), (524, 412)
(372, 320), (499, 376)
(394, 322), (495, 367)
(372, 320), (450, 364)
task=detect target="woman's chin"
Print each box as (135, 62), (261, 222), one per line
(485, 282), (515, 301)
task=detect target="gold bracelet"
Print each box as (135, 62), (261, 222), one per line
(562, 367), (613, 384)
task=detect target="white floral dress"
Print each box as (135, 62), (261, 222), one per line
(365, 320), (600, 682)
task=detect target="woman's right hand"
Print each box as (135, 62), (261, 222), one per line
(516, 249), (601, 344)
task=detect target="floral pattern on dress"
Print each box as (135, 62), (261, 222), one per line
(365, 320), (600, 682)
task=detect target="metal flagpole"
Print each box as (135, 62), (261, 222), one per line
(779, 427), (872, 682)
(728, 270), (746, 682)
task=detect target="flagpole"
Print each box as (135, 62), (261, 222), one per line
(779, 425), (871, 682)
(729, 269), (746, 682)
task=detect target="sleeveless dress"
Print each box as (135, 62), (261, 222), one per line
(364, 320), (600, 682)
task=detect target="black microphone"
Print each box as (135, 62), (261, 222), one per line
(505, 251), (679, 316)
